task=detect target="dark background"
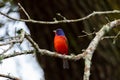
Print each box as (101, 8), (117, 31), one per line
(16, 0), (120, 80)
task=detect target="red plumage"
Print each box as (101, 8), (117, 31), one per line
(54, 28), (69, 69)
(54, 35), (68, 55)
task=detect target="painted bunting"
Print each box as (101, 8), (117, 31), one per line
(54, 28), (69, 69)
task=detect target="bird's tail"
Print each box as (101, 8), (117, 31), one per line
(63, 59), (69, 69)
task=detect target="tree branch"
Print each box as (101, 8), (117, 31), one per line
(0, 32), (85, 61)
(0, 29), (25, 46)
(25, 34), (86, 60)
(0, 43), (14, 55)
(0, 73), (20, 80)
(1, 50), (34, 60)
(0, 10), (120, 24)
(18, 3), (31, 20)
(83, 19), (120, 80)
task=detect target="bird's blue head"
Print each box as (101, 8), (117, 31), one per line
(55, 28), (65, 36)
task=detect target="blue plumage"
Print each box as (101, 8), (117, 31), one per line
(56, 28), (65, 36)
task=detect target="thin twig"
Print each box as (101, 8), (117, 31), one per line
(0, 73), (20, 80)
(101, 36), (116, 40)
(1, 50), (34, 59)
(0, 10), (120, 24)
(0, 43), (14, 55)
(0, 29), (25, 46)
(113, 31), (120, 44)
(78, 31), (96, 38)
(18, 3), (31, 20)
(56, 13), (67, 20)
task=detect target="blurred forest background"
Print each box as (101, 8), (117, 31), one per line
(1, 0), (120, 80)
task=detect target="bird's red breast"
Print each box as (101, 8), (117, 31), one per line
(54, 35), (68, 55)
(54, 28), (69, 69)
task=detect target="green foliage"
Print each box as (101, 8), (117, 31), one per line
(0, 1), (5, 7)
(0, 55), (3, 64)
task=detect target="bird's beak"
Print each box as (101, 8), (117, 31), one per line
(53, 30), (56, 33)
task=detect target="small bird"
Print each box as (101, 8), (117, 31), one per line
(54, 28), (69, 69)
